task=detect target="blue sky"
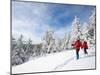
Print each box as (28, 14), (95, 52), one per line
(12, 1), (95, 44)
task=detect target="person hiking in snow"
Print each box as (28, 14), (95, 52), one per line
(81, 40), (88, 54)
(72, 39), (82, 60)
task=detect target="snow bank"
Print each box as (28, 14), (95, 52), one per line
(12, 48), (95, 74)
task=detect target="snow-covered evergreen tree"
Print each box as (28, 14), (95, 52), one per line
(16, 35), (26, 63)
(55, 38), (62, 52)
(69, 16), (82, 48)
(25, 38), (34, 60)
(81, 22), (89, 40)
(65, 33), (71, 49)
(80, 9), (96, 47)
(87, 9), (96, 46)
(42, 29), (55, 53)
(71, 16), (81, 39)
(12, 35), (24, 66)
(61, 33), (70, 50)
(12, 36), (17, 50)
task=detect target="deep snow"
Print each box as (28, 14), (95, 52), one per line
(12, 47), (96, 74)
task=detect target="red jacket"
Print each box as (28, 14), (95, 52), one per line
(81, 41), (88, 49)
(73, 40), (82, 50)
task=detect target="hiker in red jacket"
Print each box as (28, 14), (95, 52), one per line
(72, 39), (82, 59)
(81, 40), (88, 54)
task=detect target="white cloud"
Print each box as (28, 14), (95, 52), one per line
(12, 16), (69, 44)
(12, 1), (71, 44)
(12, 16), (44, 44)
(12, 2), (52, 44)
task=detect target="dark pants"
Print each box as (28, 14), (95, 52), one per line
(76, 49), (80, 59)
(84, 48), (88, 54)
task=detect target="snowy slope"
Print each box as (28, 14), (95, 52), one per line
(12, 47), (95, 74)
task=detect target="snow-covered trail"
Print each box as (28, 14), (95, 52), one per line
(12, 48), (95, 74)
(54, 47), (95, 71)
(54, 53), (95, 71)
